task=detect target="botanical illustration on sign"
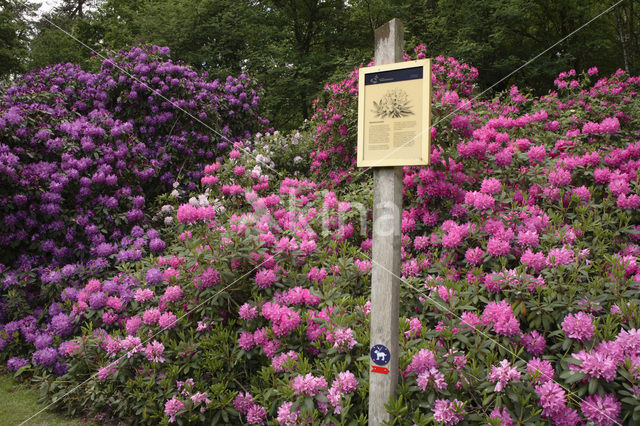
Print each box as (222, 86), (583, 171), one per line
(371, 88), (414, 119)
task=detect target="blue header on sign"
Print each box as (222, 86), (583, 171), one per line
(364, 66), (423, 85)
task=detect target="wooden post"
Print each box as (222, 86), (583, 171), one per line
(369, 18), (403, 425)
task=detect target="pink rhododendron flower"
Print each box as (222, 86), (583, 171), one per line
(195, 267), (220, 288)
(290, 373), (327, 396)
(432, 398), (465, 425)
(548, 169), (572, 186)
(238, 331), (255, 350)
(158, 311), (177, 329)
(488, 359), (520, 392)
(145, 340), (165, 362)
(521, 249), (547, 272)
(164, 397), (185, 423)
(246, 405), (266, 425)
(487, 237), (510, 257)
(125, 316), (142, 335)
(272, 351), (298, 372)
(526, 357), (554, 384)
(527, 145), (546, 163)
(580, 393), (621, 426)
(416, 367), (447, 391)
(233, 392), (254, 414)
(277, 401), (299, 425)
(521, 330), (546, 355)
(561, 311), (594, 342)
(617, 193), (640, 209)
(329, 327), (357, 352)
(255, 269), (277, 288)
(570, 349), (617, 381)
(442, 90), (459, 105)
(307, 266), (327, 283)
(239, 303), (259, 320)
(535, 381), (567, 418)
(405, 317), (422, 339)
(489, 407), (515, 426)
(482, 300), (520, 337)
(162, 285), (182, 302)
(142, 308), (161, 325)
(546, 247), (574, 267)
(134, 288), (154, 303)
(327, 371), (358, 414)
(599, 117), (620, 134)
(262, 302), (300, 337)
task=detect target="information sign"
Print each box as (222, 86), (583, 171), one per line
(357, 59), (431, 167)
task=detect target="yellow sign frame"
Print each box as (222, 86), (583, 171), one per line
(357, 59), (431, 167)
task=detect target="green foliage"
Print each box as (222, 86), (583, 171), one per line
(29, 13), (102, 72)
(19, 0), (640, 128)
(0, 0), (36, 80)
(405, 0), (623, 94)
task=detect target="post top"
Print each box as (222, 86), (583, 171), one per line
(374, 19), (404, 66)
(374, 18), (404, 42)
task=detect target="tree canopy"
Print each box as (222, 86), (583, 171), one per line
(2, 0), (640, 129)
(0, 0), (37, 78)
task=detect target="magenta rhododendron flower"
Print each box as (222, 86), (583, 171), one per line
(580, 393), (621, 426)
(562, 311), (594, 341)
(255, 269), (277, 289)
(125, 316), (142, 335)
(535, 381), (567, 418)
(233, 392), (254, 414)
(145, 341), (165, 362)
(482, 300), (520, 336)
(290, 373), (327, 396)
(238, 331), (255, 351)
(488, 359), (520, 391)
(5, 39), (640, 424)
(164, 397), (185, 423)
(277, 402), (299, 425)
(158, 311), (177, 329)
(238, 303), (259, 320)
(162, 285), (182, 303)
(271, 351), (298, 372)
(526, 358), (554, 384)
(142, 308), (161, 325)
(432, 399), (465, 425)
(570, 348), (618, 381)
(134, 288), (155, 303)
(489, 407), (515, 425)
(521, 330), (546, 355)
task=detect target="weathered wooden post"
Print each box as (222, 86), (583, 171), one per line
(356, 18), (431, 424)
(369, 18), (403, 425)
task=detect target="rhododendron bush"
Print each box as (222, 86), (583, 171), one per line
(0, 45), (265, 341)
(2, 43), (640, 425)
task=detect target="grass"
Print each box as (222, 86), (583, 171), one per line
(0, 374), (92, 426)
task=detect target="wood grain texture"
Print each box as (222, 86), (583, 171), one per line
(369, 18), (404, 425)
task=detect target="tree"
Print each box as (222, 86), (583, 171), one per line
(615, 0), (639, 74)
(404, 0), (622, 94)
(29, 1), (104, 71)
(94, 0), (379, 129)
(20, 0), (637, 127)
(0, 0), (36, 80)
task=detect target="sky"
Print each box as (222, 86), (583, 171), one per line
(31, 0), (59, 16)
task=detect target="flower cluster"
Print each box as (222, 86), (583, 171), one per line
(0, 44), (265, 373)
(3, 42), (640, 425)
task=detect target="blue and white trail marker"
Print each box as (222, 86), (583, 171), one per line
(370, 344), (391, 366)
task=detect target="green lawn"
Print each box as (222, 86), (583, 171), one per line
(0, 374), (91, 426)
